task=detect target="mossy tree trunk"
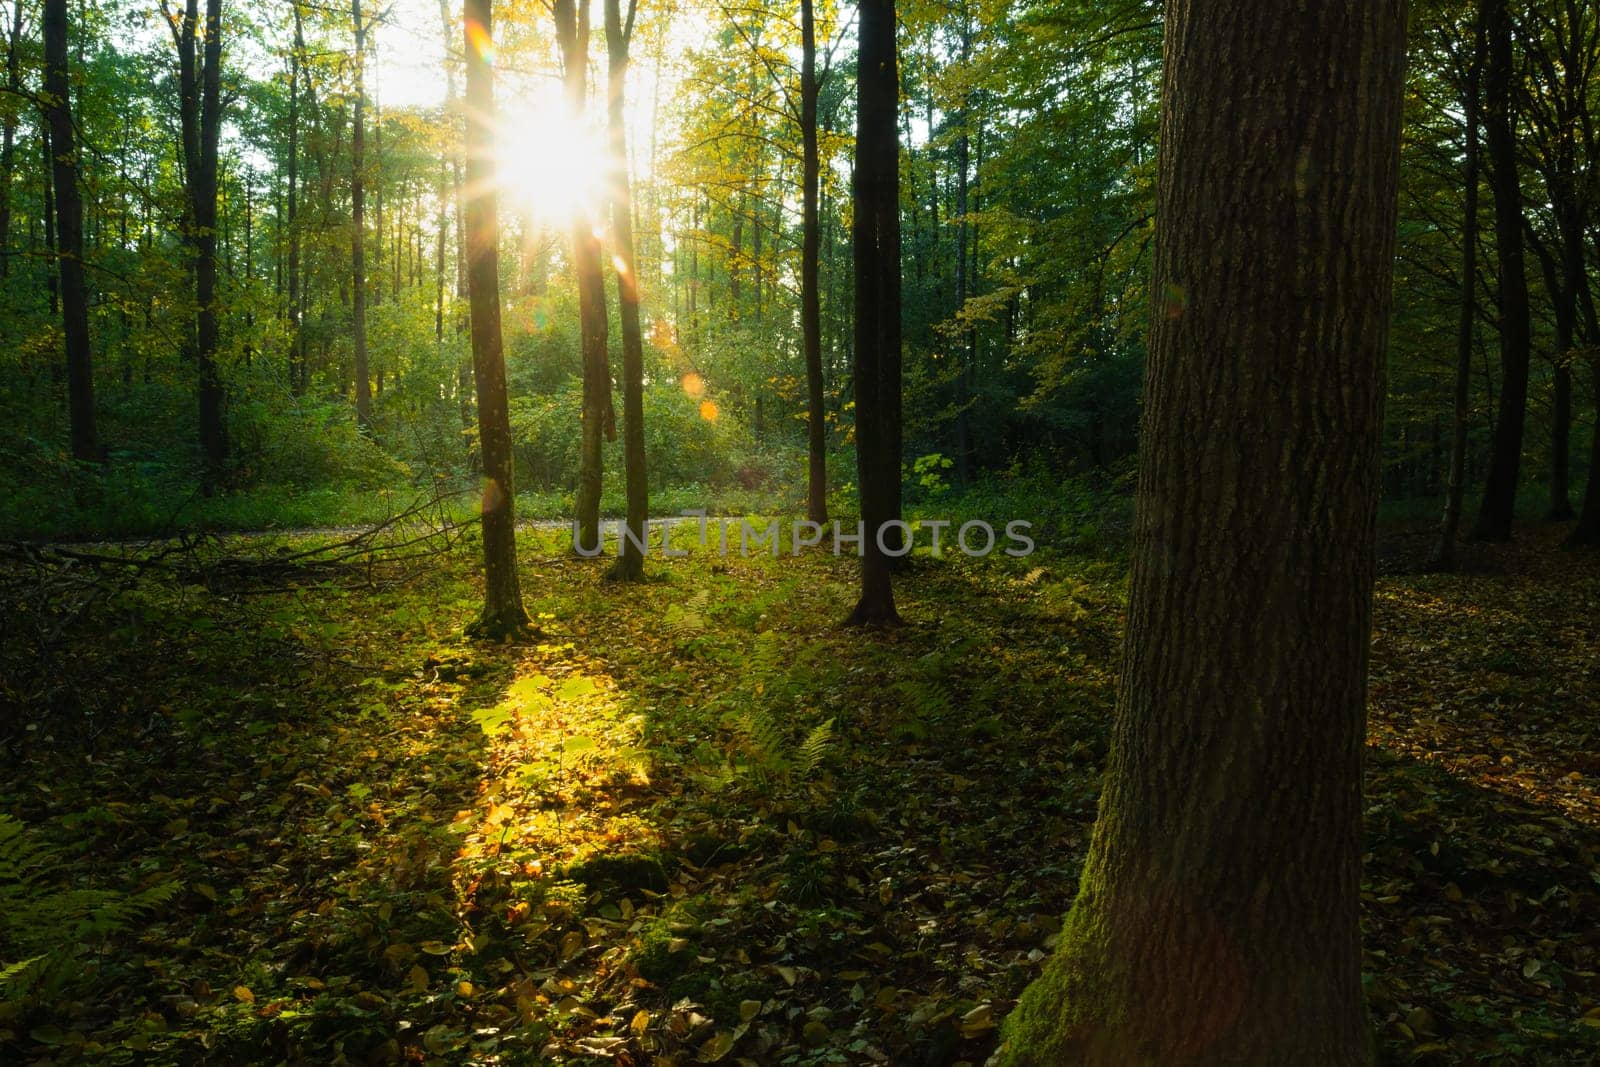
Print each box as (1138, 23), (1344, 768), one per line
(462, 0), (530, 639)
(997, 0), (1408, 1062)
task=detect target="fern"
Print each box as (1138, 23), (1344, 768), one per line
(0, 814), (180, 1003)
(794, 718), (835, 775)
(725, 710), (836, 788)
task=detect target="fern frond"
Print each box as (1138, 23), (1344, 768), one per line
(795, 718), (835, 775)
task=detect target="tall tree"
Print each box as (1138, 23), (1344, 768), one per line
(554, 0), (614, 556)
(1470, 0), (1531, 541)
(462, 0), (530, 637)
(286, 0), (305, 394)
(1431, 13), (1484, 571)
(845, 0), (901, 626)
(603, 0), (648, 582)
(42, 0), (96, 462)
(166, 0), (227, 486)
(0, 0), (24, 279)
(799, 0), (827, 524)
(351, 0), (373, 429)
(997, 0), (1408, 1060)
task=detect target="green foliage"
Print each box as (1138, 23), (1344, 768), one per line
(0, 815), (179, 1005)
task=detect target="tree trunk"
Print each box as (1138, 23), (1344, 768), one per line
(997, 0), (1408, 1061)
(0, 0), (23, 280)
(462, 0), (530, 638)
(43, 0), (97, 463)
(39, 131), (57, 329)
(287, 2), (304, 394)
(1570, 362), (1600, 546)
(800, 0), (828, 524)
(844, 0), (901, 627)
(603, 0), (648, 582)
(1430, 16), (1484, 571)
(351, 0), (373, 429)
(1470, 0), (1531, 541)
(555, 0), (614, 556)
(953, 20), (973, 487)
(172, 0), (227, 486)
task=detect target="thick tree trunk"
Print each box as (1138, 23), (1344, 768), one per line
(603, 0), (648, 582)
(462, 0), (530, 638)
(1470, 0), (1531, 541)
(43, 0), (97, 463)
(1431, 17), (1484, 571)
(997, 0), (1407, 1062)
(800, 0), (828, 525)
(844, 0), (901, 627)
(555, 0), (614, 557)
(351, 0), (372, 429)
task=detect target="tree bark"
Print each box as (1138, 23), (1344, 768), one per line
(555, 0), (614, 556)
(844, 0), (901, 627)
(997, 0), (1408, 1061)
(800, 0), (828, 524)
(1430, 16), (1484, 571)
(0, 0), (23, 280)
(351, 0), (373, 429)
(603, 0), (648, 582)
(169, 0), (227, 486)
(1470, 0), (1531, 541)
(43, 0), (97, 463)
(287, 1), (305, 394)
(462, 0), (531, 638)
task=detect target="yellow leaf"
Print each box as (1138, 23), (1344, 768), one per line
(560, 930), (586, 961)
(233, 985), (254, 1003)
(408, 965), (428, 993)
(697, 1030), (737, 1062)
(631, 1009), (651, 1034)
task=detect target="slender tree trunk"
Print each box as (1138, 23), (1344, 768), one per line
(436, 156), (448, 344)
(800, 0), (828, 524)
(1431, 17), (1484, 571)
(43, 0), (97, 462)
(845, 0), (901, 626)
(171, 0), (227, 485)
(351, 0), (372, 428)
(555, 0), (614, 555)
(1570, 362), (1600, 545)
(952, 20), (973, 486)
(998, 0), (1408, 1060)
(603, 0), (648, 582)
(462, 0), (530, 637)
(0, 0), (23, 279)
(1471, 0), (1531, 541)
(42, 130), (57, 319)
(287, 2), (305, 394)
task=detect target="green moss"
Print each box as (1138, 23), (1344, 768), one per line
(630, 920), (697, 984)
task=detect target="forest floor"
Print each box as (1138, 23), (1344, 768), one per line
(1, 519), (1598, 1065)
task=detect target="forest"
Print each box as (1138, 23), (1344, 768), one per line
(2, 0), (1599, 1061)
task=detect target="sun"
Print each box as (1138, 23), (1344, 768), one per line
(494, 103), (610, 226)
